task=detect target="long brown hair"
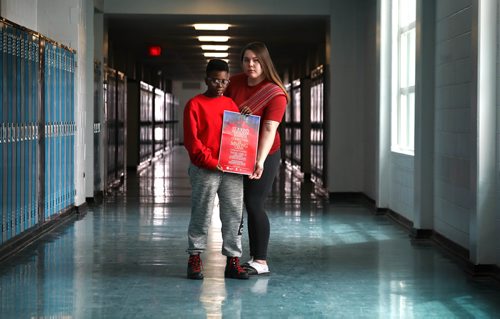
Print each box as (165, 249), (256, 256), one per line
(240, 42), (289, 101)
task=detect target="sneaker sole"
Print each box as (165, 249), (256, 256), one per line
(224, 273), (249, 280)
(244, 266), (271, 276)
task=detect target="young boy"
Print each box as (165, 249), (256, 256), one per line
(183, 59), (249, 280)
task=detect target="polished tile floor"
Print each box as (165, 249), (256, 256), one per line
(1, 147), (499, 318)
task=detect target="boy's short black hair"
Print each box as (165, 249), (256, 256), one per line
(206, 59), (229, 76)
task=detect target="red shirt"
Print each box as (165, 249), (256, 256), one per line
(183, 94), (239, 170)
(226, 73), (287, 154)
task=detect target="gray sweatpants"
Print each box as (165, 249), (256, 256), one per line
(187, 164), (244, 257)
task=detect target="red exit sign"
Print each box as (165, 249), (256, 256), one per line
(148, 46), (161, 57)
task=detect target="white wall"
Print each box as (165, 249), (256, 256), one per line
(36, 0), (79, 48)
(390, 154), (414, 221)
(0, 0), (37, 29)
(434, 0), (474, 249)
(363, 0), (378, 200)
(94, 10), (104, 191)
(83, 0), (95, 198)
(497, 1), (500, 267)
(327, 1), (366, 192)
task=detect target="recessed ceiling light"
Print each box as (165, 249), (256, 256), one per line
(203, 52), (229, 58)
(201, 45), (229, 51)
(198, 36), (229, 42)
(194, 24), (230, 31)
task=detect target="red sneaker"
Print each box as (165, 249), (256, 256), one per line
(187, 254), (203, 280)
(224, 257), (249, 280)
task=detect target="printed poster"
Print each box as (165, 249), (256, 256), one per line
(218, 111), (260, 175)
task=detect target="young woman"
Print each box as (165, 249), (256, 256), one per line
(225, 42), (289, 275)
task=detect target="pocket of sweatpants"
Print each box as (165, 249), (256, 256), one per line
(188, 164), (200, 178)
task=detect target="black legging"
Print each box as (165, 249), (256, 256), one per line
(243, 150), (281, 260)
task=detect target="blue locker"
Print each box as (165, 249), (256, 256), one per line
(63, 49), (68, 210)
(60, 48), (64, 211)
(27, 36), (33, 228)
(6, 26), (14, 239)
(54, 47), (60, 215)
(50, 44), (56, 217)
(22, 31), (29, 232)
(70, 53), (75, 205)
(48, 44), (54, 218)
(0, 25), (4, 243)
(70, 51), (75, 206)
(44, 42), (51, 218)
(15, 27), (21, 236)
(62, 50), (67, 209)
(32, 39), (39, 227)
(59, 49), (64, 211)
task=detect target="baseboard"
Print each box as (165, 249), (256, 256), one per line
(431, 230), (469, 261)
(385, 208), (500, 282)
(385, 209), (413, 230)
(465, 264), (500, 281)
(409, 227), (433, 239)
(374, 207), (388, 216)
(86, 191), (104, 206)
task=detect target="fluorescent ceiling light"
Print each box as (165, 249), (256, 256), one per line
(203, 52), (229, 58)
(198, 36), (229, 42)
(201, 45), (229, 51)
(194, 24), (230, 31)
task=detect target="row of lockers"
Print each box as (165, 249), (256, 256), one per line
(0, 20), (75, 244)
(104, 67), (126, 186)
(0, 18), (181, 247)
(283, 65), (326, 186)
(138, 82), (178, 164)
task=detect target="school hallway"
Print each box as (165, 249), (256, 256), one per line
(0, 147), (498, 319)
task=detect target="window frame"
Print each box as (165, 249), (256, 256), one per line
(391, 0), (416, 155)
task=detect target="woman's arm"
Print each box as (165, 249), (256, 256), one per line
(249, 119), (280, 179)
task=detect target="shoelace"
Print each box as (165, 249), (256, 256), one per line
(229, 258), (245, 273)
(189, 256), (202, 272)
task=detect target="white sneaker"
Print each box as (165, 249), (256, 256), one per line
(244, 260), (270, 275)
(242, 257), (253, 267)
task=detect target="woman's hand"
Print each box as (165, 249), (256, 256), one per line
(249, 161), (264, 179)
(240, 105), (252, 115)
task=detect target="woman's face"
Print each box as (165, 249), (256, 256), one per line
(242, 49), (264, 81)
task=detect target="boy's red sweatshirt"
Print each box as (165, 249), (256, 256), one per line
(183, 94), (239, 170)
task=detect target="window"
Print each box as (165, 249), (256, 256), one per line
(391, 0), (416, 154)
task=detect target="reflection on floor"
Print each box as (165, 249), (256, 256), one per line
(0, 147), (499, 318)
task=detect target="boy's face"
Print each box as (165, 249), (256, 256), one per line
(205, 70), (230, 97)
